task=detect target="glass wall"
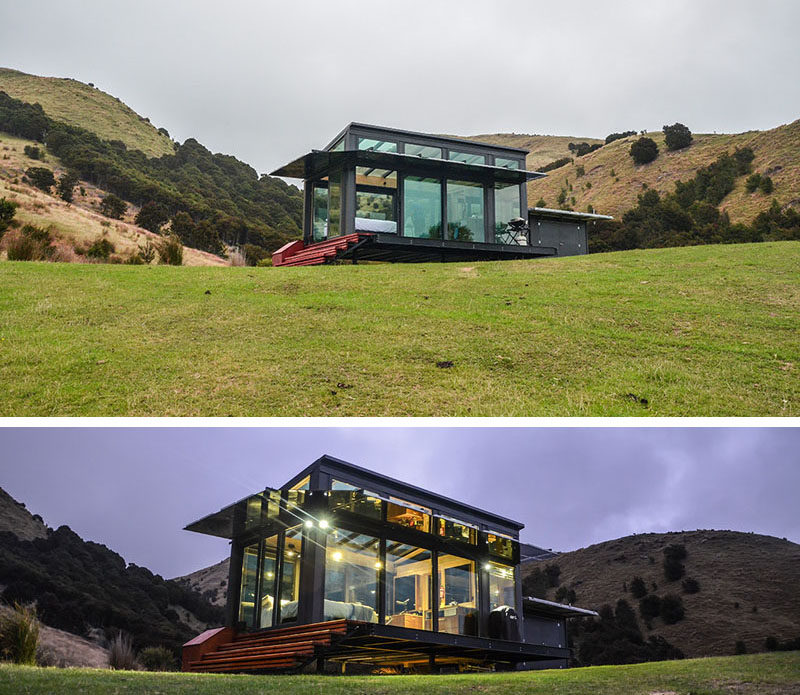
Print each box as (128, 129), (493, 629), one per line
(406, 143), (442, 159)
(494, 157), (521, 169)
(359, 137), (397, 153)
(258, 534), (279, 627)
(324, 530), (380, 621)
(403, 177), (442, 239)
(447, 180), (484, 241)
(386, 498), (431, 533)
(312, 186), (328, 242)
(449, 150), (486, 165)
(437, 517), (477, 545)
(327, 171), (342, 238)
(438, 554), (478, 635)
(238, 543), (259, 626)
(487, 563), (516, 611)
(494, 183), (524, 244)
(385, 542), (433, 630)
(355, 166), (397, 233)
(279, 526), (303, 623)
(329, 481), (382, 520)
(486, 531), (515, 560)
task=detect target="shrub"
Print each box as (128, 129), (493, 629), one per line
(87, 237), (115, 259)
(157, 234), (183, 265)
(109, 632), (137, 670)
(25, 166), (55, 192)
(745, 173), (762, 193)
(138, 645), (178, 671)
(0, 602), (40, 665)
(605, 131), (637, 145)
(545, 564), (561, 587)
(535, 198), (546, 208)
(734, 640), (747, 655)
(733, 147), (755, 174)
(256, 256), (273, 267)
(568, 142), (602, 157)
(244, 243), (269, 266)
(660, 594), (685, 624)
(138, 240), (156, 264)
(681, 577), (700, 594)
(663, 544), (687, 582)
(0, 197), (17, 235)
(639, 594), (661, 621)
(23, 145), (43, 160)
(630, 137), (659, 165)
(57, 171), (79, 204)
(555, 586), (576, 604)
(765, 636), (778, 651)
(135, 201), (170, 233)
(662, 123), (693, 151)
(540, 157), (572, 173)
(100, 193), (127, 219)
(576, 165), (585, 177)
(6, 225), (53, 261)
(630, 576), (648, 599)
(759, 176), (774, 194)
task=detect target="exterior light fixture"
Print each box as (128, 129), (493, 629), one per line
(332, 551), (343, 562)
(374, 561), (382, 569)
(304, 520), (313, 528)
(319, 519), (330, 529)
(484, 563), (492, 571)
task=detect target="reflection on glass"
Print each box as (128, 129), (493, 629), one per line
(494, 184), (524, 245)
(325, 529), (380, 622)
(328, 171), (342, 238)
(406, 143), (442, 159)
(242, 490), (281, 532)
(438, 554), (478, 635)
(329, 480), (382, 519)
(330, 138), (345, 152)
(259, 534), (278, 627)
(385, 542), (433, 630)
(355, 167), (397, 232)
(386, 498), (431, 533)
(494, 157), (521, 169)
(437, 517), (477, 545)
(446, 180), (484, 241)
(279, 526), (302, 622)
(238, 543), (259, 626)
(449, 151), (486, 165)
(359, 137), (397, 153)
(403, 177), (441, 239)
(486, 531), (515, 560)
(312, 187), (328, 242)
(488, 563), (516, 611)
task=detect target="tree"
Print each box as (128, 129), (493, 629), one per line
(662, 123), (693, 151)
(157, 234), (183, 265)
(663, 544), (687, 582)
(630, 576), (648, 599)
(630, 137), (659, 165)
(0, 197), (17, 235)
(57, 171), (79, 204)
(25, 167), (56, 192)
(639, 594), (661, 621)
(100, 194), (127, 219)
(759, 176), (774, 194)
(605, 130), (637, 145)
(660, 594), (685, 624)
(135, 202), (170, 233)
(745, 173), (762, 193)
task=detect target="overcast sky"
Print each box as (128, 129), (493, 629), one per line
(1, 427), (798, 579)
(2, 1), (799, 174)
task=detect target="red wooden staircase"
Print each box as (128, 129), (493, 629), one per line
(272, 233), (374, 267)
(183, 620), (350, 674)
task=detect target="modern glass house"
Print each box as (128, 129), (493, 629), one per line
(270, 124), (611, 266)
(182, 455), (596, 674)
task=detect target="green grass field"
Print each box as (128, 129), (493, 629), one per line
(1, 652), (799, 695)
(0, 242), (798, 416)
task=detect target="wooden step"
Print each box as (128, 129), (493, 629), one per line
(190, 658), (300, 672)
(209, 639), (329, 659)
(231, 620), (348, 642)
(193, 648), (314, 668)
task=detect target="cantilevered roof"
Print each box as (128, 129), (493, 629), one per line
(523, 596), (599, 619)
(271, 149), (545, 184)
(529, 206), (613, 221)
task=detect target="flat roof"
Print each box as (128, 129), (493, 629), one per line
(523, 596), (599, 619)
(529, 206), (613, 221)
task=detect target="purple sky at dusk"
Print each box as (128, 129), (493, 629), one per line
(1, 427), (798, 579)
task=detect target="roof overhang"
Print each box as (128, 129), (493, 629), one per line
(522, 596), (599, 620)
(529, 206), (613, 221)
(271, 149), (545, 185)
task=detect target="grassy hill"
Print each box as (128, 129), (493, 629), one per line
(523, 531), (800, 659)
(1, 652), (799, 694)
(474, 122), (800, 224)
(174, 559), (229, 607)
(0, 242), (797, 416)
(0, 68), (175, 158)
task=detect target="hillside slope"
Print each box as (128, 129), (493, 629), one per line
(0, 68), (174, 158)
(174, 558), (228, 608)
(524, 530), (800, 658)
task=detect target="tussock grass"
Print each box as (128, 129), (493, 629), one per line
(0, 242), (797, 416)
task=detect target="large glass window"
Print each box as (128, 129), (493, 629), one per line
(327, 171), (342, 238)
(324, 530), (380, 622)
(330, 137), (345, 152)
(242, 490), (280, 532)
(494, 183), (524, 245)
(403, 177), (442, 239)
(312, 186), (328, 242)
(279, 526), (302, 623)
(437, 516), (477, 545)
(329, 481), (383, 520)
(438, 554), (478, 635)
(385, 542), (433, 631)
(359, 137), (397, 153)
(446, 180), (484, 242)
(406, 143), (442, 159)
(258, 534), (279, 627)
(486, 531), (516, 560)
(449, 150), (486, 166)
(386, 498), (431, 533)
(494, 156), (521, 170)
(487, 563), (516, 611)
(355, 166), (397, 233)
(237, 543), (259, 626)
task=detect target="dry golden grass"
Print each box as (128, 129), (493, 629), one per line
(0, 68), (174, 158)
(0, 133), (226, 266)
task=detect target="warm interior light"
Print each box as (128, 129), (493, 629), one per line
(319, 519), (330, 529)
(332, 551), (343, 562)
(304, 520), (313, 528)
(287, 551), (294, 557)
(374, 561), (382, 569)
(484, 563), (492, 571)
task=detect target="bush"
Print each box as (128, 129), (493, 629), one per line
(57, 171), (79, 204)
(6, 225), (53, 261)
(759, 176), (774, 194)
(23, 145), (43, 160)
(100, 194), (127, 220)
(138, 645), (178, 671)
(0, 197), (17, 235)
(605, 131), (637, 145)
(109, 632), (137, 670)
(630, 576), (648, 599)
(25, 166), (55, 192)
(0, 602), (40, 665)
(681, 577), (700, 594)
(87, 238), (115, 259)
(138, 240), (156, 264)
(662, 123), (693, 151)
(157, 234), (183, 265)
(135, 201), (170, 233)
(568, 142), (602, 157)
(630, 137), (659, 165)
(663, 544), (687, 582)
(660, 594), (685, 624)
(733, 147), (755, 174)
(639, 594), (661, 621)
(244, 243), (269, 266)
(576, 165), (585, 177)
(745, 173), (762, 193)
(765, 636), (778, 651)
(540, 157), (572, 173)
(734, 640), (747, 655)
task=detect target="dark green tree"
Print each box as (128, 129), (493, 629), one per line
(662, 123), (693, 151)
(135, 202), (170, 233)
(745, 173), (762, 193)
(639, 594), (661, 621)
(56, 171), (79, 204)
(100, 194), (127, 219)
(630, 576), (648, 599)
(759, 176), (774, 194)
(630, 137), (659, 165)
(0, 197), (17, 235)
(660, 594), (685, 624)
(25, 167), (55, 192)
